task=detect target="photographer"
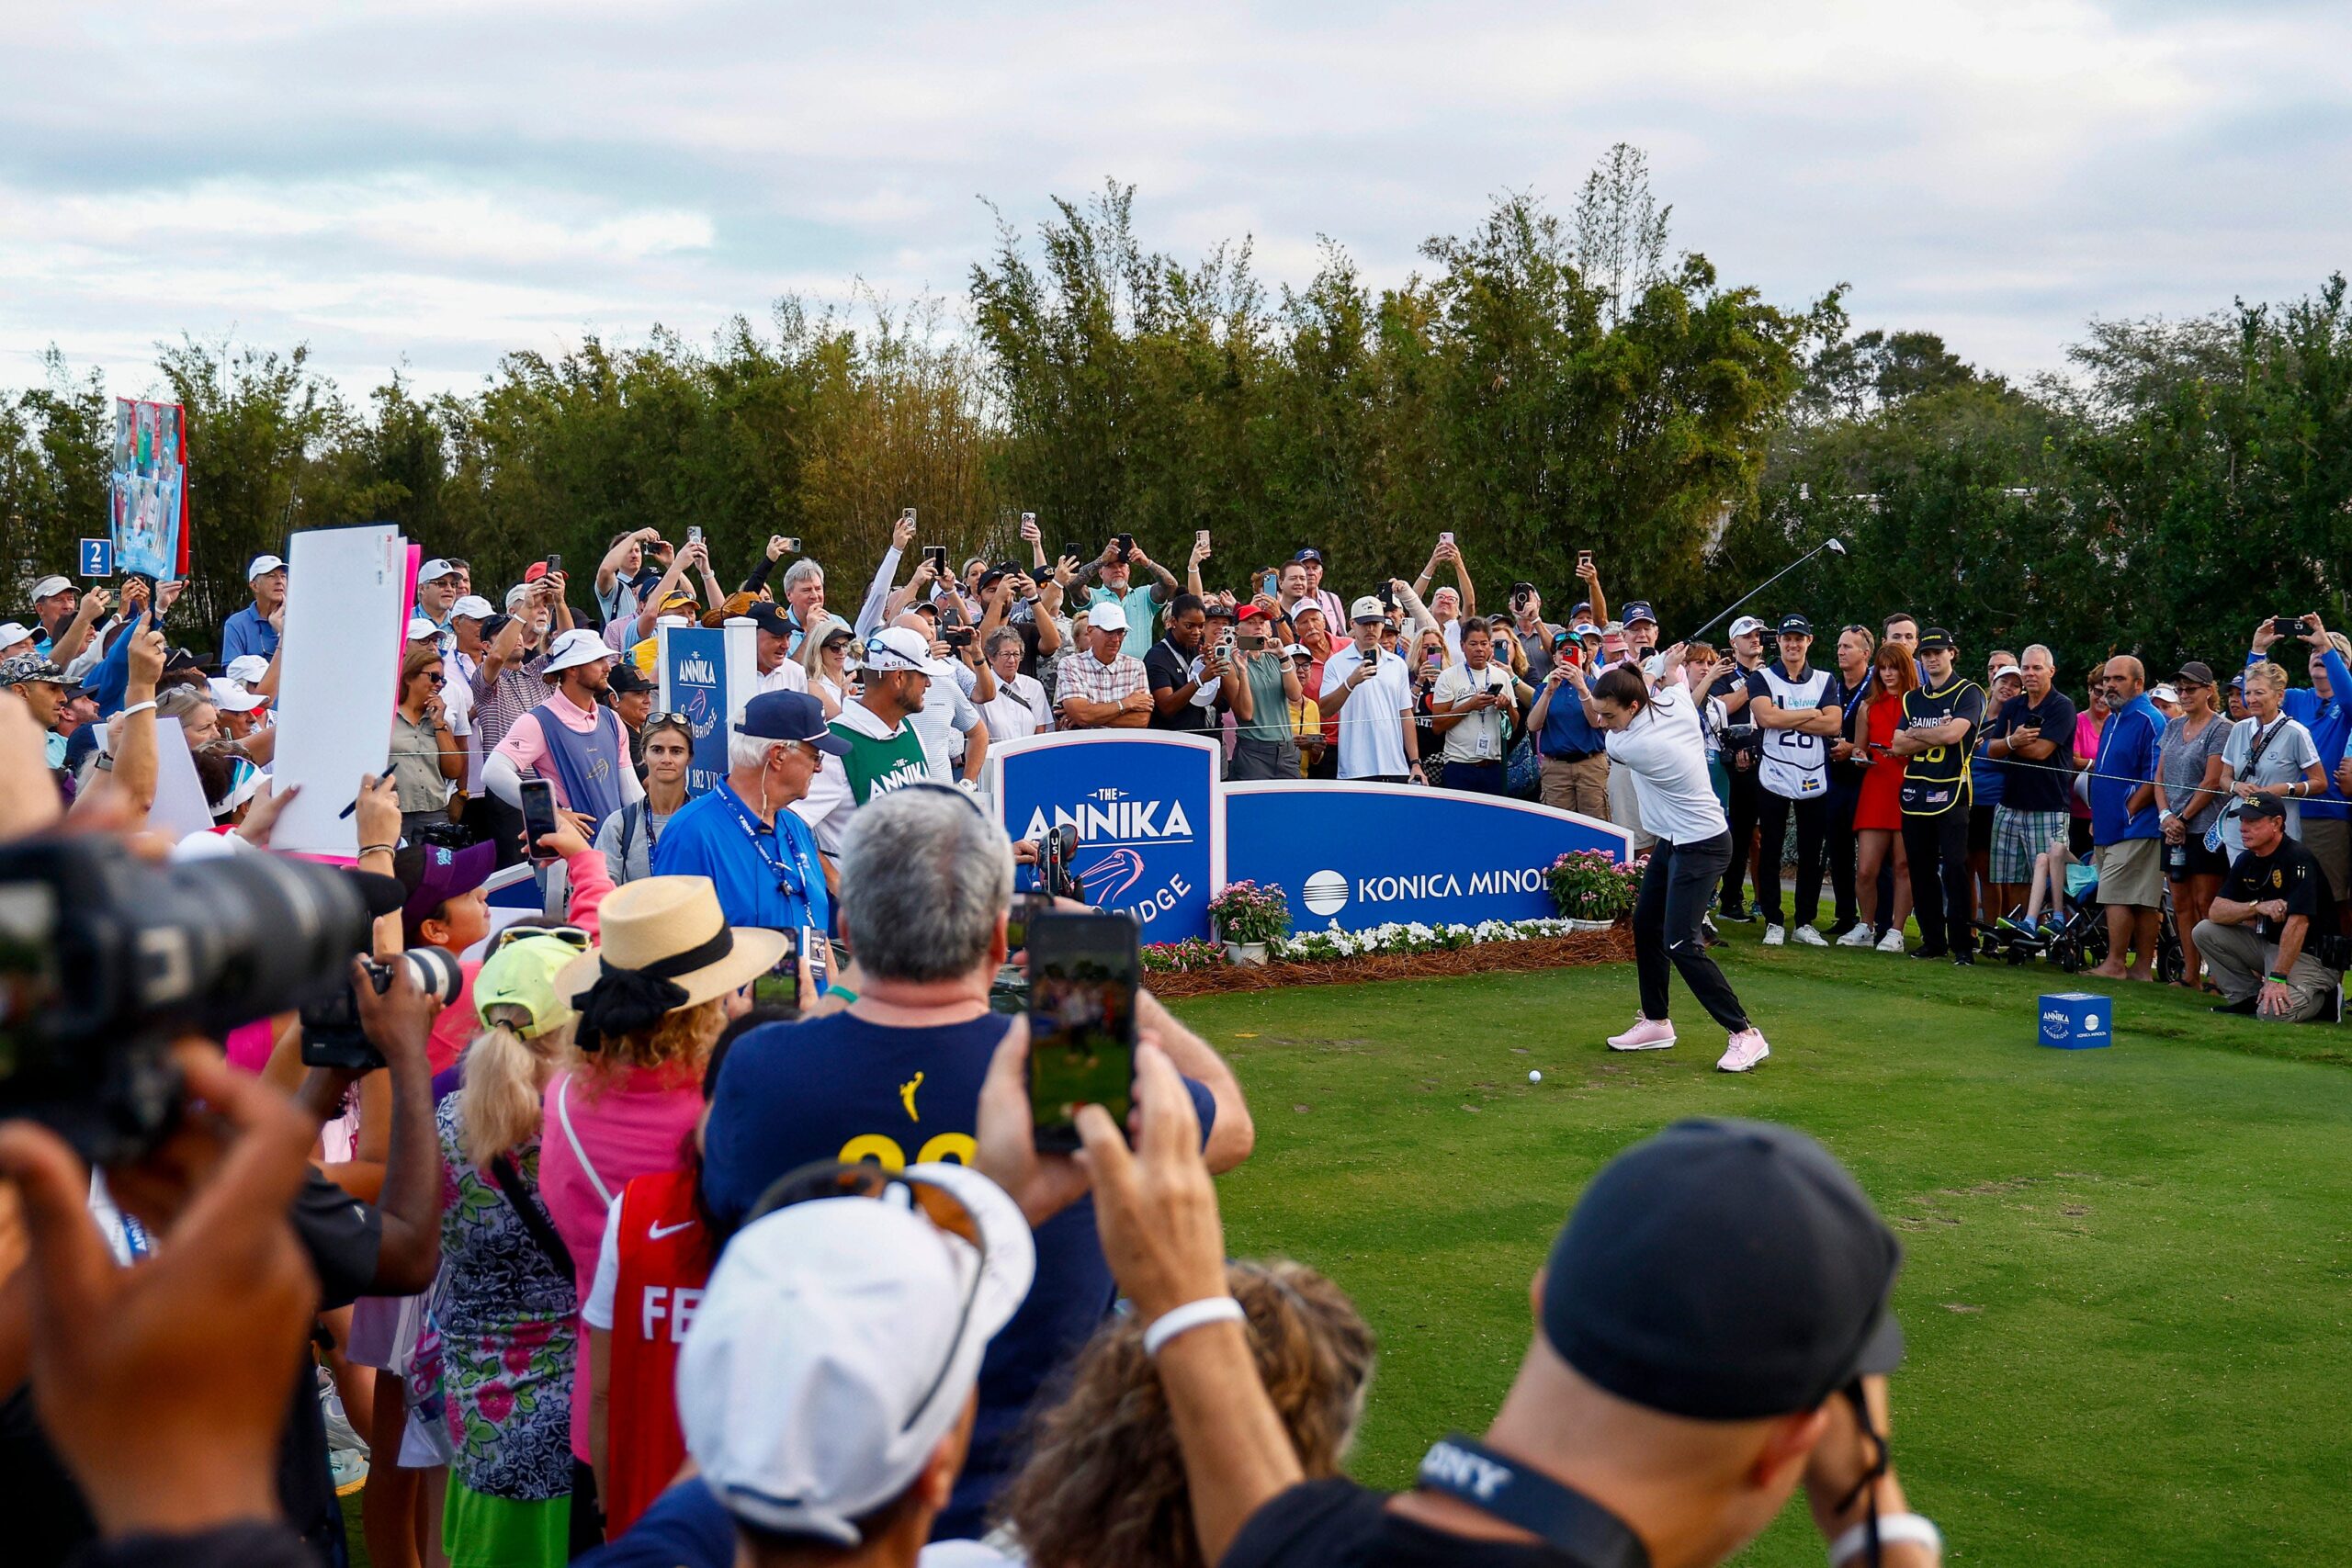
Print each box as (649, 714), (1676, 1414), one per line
(697, 785), (1252, 1539)
(1148, 594), (1242, 739)
(1225, 607), (1306, 781)
(1076, 537), (1179, 659)
(0, 946), (445, 1568)
(1318, 598), (1423, 784)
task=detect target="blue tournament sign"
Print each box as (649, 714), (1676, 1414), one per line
(1222, 783), (1631, 931)
(79, 538), (114, 577)
(657, 621), (755, 796)
(988, 731), (1223, 942)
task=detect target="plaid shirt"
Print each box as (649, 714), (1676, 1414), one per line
(469, 648), (553, 754)
(1055, 649), (1147, 721)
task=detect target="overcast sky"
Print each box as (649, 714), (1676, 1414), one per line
(5, 1), (2347, 405)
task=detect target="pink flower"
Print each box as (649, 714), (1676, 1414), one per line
(477, 1382), (515, 1425)
(503, 1345), (534, 1377)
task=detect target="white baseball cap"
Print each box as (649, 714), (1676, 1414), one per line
(1991, 663), (2024, 683)
(405, 617), (441, 642)
(1087, 600), (1130, 635)
(246, 554), (286, 580)
(1283, 642), (1312, 659)
(450, 594), (495, 621)
(1349, 595), (1385, 624)
(2151, 682), (2180, 705)
(679, 1163), (1034, 1545)
(417, 558), (460, 582)
(224, 655), (270, 685)
(0, 622), (33, 649)
(207, 677), (266, 713)
(1728, 615), (1770, 638)
(863, 625), (940, 674)
(505, 583), (533, 609)
(30, 575), (72, 600)
(542, 627), (616, 675)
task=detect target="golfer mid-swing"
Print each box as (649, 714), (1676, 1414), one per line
(1562, 656), (1773, 1072)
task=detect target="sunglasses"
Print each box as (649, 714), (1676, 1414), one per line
(490, 922), (591, 954)
(650, 710), (691, 727)
(421, 671), (447, 687)
(747, 1159), (987, 1432)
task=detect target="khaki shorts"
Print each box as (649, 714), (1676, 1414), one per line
(2094, 836), (2164, 909)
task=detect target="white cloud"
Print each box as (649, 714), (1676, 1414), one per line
(2, 0), (2348, 399)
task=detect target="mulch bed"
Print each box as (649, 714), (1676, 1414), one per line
(1148, 927), (1635, 998)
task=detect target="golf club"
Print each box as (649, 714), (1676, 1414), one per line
(1684, 536), (1847, 644)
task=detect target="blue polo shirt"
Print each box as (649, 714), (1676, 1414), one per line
(2278, 647), (2352, 823)
(220, 604), (277, 664)
(650, 782), (830, 944)
(2090, 692), (2164, 844)
(1538, 675), (1604, 759)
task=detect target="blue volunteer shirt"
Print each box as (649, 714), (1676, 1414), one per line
(1538, 674), (1604, 758)
(220, 604), (278, 665)
(700, 1010), (1217, 1542)
(577, 1478), (729, 1568)
(649, 782), (830, 943)
(2090, 692), (2164, 843)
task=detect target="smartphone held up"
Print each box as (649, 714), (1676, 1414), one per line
(1023, 910), (1139, 1152)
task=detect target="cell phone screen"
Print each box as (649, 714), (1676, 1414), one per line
(519, 780), (560, 864)
(1024, 912), (1139, 1152)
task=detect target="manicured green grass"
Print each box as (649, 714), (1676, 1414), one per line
(1175, 932), (2352, 1565)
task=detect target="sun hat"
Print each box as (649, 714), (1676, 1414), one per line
(556, 876), (787, 1048)
(542, 626), (616, 676)
(474, 934), (583, 1039)
(679, 1161), (1035, 1545)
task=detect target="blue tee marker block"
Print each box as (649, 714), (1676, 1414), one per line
(2039, 992), (2112, 1049)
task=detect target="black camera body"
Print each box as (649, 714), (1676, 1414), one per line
(1036, 822), (1085, 902)
(300, 948), (465, 1072)
(0, 837), (374, 1160)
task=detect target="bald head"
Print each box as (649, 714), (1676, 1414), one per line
(2101, 655), (2145, 704)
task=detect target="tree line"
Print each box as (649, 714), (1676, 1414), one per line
(4, 144), (2348, 680)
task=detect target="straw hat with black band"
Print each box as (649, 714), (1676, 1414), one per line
(556, 876), (786, 1052)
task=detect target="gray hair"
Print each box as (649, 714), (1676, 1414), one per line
(986, 626), (1023, 661)
(156, 686), (214, 723)
(2022, 643), (2055, 667)
(727, 730), (791, 772)
(839, 787), (1013, 982)
(782, 558), (825, 594)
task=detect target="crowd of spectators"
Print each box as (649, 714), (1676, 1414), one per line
(20, 509), (2346, 1568)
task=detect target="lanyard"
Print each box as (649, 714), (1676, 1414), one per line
(1414, 1435), (1648, 1568)
(718, 784), (810, 904)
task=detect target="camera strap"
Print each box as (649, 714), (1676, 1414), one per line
(488, 1154), (576, 1284)
(1413, 1435), (1649, 1568)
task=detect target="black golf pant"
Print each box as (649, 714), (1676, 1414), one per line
(1720, 760), (1762, 914)
(1901, 809), (1973, 955)
(1636, 832), (1751, 1032)
(1826, 785), (1860, 931)
(1753, 789), (1829, 927)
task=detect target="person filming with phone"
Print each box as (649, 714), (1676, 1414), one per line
(696, 785), (1253, 1540)
(1430, 620), (1534, 795)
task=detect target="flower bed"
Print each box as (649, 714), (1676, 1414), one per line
(1145, 923), (1634, 998)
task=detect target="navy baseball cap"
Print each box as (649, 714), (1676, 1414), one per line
(1916, 627), (1956, 652)
(1777, 615), (1814, 637)
(745, 602), (794, 638)
(1623, 601), (1657, 626)
(2231, 793), (2287, 823)
(1541, 1119), (1903, 1420)
(736, 691), (851, 756)
(606, 663), (657, 695)
(1293, 548), (1325, 564)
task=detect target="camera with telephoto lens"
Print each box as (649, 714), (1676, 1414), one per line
(1037, 822), (1085, 902)
(299, 948), (465, 1072)
(0, 836), (376, 1162)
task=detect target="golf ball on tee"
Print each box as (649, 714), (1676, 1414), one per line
(1528, 1069), (1543, 1083)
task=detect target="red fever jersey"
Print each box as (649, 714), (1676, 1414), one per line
(603, 1167), (712, 1537)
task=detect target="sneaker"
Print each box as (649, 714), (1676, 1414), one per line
(1908, 946), (1948, 961)
(1702, 918), (1725, 948)
(1875, 928), (1905, 953)
(1716, 1028), (1771, 1073)
(1951, 951), (1975, 967)
(318, 1368), (368, 1458)
(1792, 924), (1829, 947)
(1761, 923), (1786, 947)
(329, 1447), (370, 1496)
(1606, 1016), (1678, 1051)
(1720, 905), (1757, 922)
(2210, 995), (2259, 1015)
(1836, 925), (1876, 948)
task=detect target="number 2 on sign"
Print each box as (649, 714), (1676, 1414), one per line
(836, 1132), (978, 1169)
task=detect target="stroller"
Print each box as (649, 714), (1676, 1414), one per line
(1993, 860), (2185, 982)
